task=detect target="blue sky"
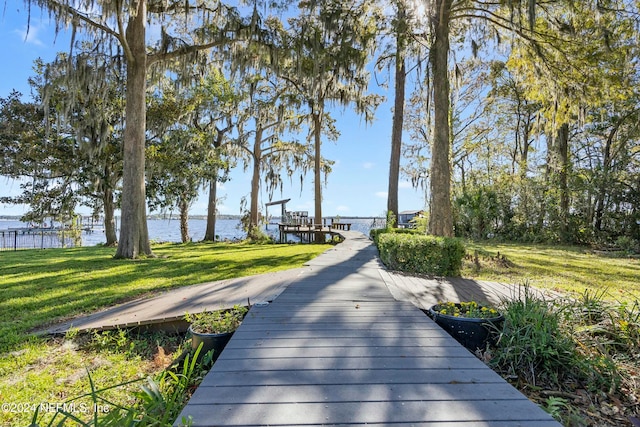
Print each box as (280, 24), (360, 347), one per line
(0, 4), (427, 218)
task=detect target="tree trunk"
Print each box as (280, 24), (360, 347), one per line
(557, 123), (570, 240)
(518, 112), (533, 227)
(313, 111), (323, 243)
(115, 2), (152, 258)
(428, 0), (454, 237)
(103, 182), (117, 246)
(250, 127), (263, 236)
(179, 197), (190, 243)
(203, 178), (218, 241)
(387, 4), (407, 226)
(387, 45), (406, 227)
(204, 128), (227, 242)
(594, 126), (616, 232)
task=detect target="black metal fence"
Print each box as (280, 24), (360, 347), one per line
(0, 228), (78, 251)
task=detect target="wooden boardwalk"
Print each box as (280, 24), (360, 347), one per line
(175, 232), (562, 426)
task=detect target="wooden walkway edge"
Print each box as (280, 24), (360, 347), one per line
(174, 232), (562, 427)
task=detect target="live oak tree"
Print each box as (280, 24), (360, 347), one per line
(232, 74), (308, 240)
(25, 0), (264, 258)
(191, 71), (238, 242)
(40, 53), (125, 246)
(0, 52), (126, 243)
(272, 0), (381, 241)
(0, 91), (81, 223)
(146, 67), (237, 243)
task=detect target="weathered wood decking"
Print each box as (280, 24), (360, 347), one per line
(175, 232), (562, 427)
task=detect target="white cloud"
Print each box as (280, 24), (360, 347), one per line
(15, 24), (44, 46)
(399, 181), (412, 189)
(363, 162), (375, 169)
(294, 200), (314, 211)
(336, 205), (350, 212)
(375, 191), (388, 199)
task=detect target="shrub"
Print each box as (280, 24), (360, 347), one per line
(369, 227), (418, 245)
(376, 233), (465, 276)
(616, 235), (639, 254)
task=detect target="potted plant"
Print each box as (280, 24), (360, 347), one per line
(186, 304), (248, 364)
(428, 301), (504, 352)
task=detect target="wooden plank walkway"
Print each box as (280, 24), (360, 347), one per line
(175, 232), (562, 426)
(40, 268), (306, 335)
(379, 270), (561, 312)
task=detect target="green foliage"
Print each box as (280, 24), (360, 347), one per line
(376, 233), (465, 276)
(491, 285), (637, 393)
(369, 226), (417, 245)
(490, 286), (579, 388)
(454, 186), (503, 239)
(246, 226), (274, 244)
(1, 327), (188, 426)
(409, 213), (429, 233)
(28, 344), (206, 427)
(386, 210), (397, 229)
(616, 236), (639, 254)
(186, 305), (248, 334)
(432, 301), (500, 319)
(489, 285), (639, 424)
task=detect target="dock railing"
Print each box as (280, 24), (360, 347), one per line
(0, 228), (78, 251)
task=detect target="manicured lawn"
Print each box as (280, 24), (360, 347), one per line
(0, 241), (327, 425)
(462, 241), (640, 302)
(0, 242), (327, 353)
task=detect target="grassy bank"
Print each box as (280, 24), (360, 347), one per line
(462, 241), (640, 302)
(0, 242), (327, 426)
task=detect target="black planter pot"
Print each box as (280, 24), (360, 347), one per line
(428, 304), (504, 352)
(188, 326), (233, 364)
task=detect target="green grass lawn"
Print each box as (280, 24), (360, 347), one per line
(462, 241), (640, 302)
(0, 241), (327, 426)
(0, 242), (327, 354)
(2, 239), (638, 426)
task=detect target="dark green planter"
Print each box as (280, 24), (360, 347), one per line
(188, 326), (233, 364)
(428, 304), (504, 352)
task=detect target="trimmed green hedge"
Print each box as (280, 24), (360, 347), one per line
(376, 232), (465, 276)
(370, 227), (417, 244)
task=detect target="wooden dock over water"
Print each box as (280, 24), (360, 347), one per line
(277, 223), (352, 243)
(175, 232), (562, 426)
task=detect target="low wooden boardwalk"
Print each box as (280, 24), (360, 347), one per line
(41, 268), (305, 335)
(175, 232), (562, 426)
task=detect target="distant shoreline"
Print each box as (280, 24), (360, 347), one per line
(0, 214), (383, 221)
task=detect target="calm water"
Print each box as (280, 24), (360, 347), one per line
(0, 217), (383, 247)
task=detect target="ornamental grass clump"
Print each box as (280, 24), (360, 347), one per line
(489, 284), (640, 426)
(432, 301), (501, 319)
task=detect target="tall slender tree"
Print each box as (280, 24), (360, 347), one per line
(386, 0), (409, 226)
(274, 0), (381, 240)
(413, 0), (586, 236)
(233, 75), (308, 239)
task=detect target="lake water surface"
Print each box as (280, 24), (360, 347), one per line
(0, 217), (383, 247)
